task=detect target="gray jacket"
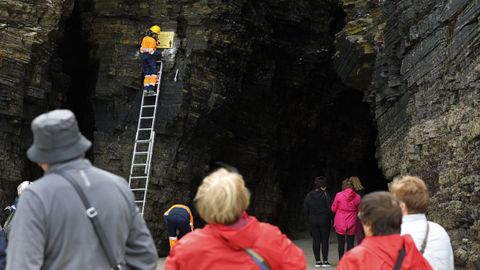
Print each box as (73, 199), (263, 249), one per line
(6, 159), (158, 270)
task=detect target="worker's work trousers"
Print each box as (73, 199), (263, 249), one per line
(141, 52), (158, 91)
(164, 208), (191, 248)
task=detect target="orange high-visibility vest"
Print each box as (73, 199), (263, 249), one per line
(140, 36), (157, 54)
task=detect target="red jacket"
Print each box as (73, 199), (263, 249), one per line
(165, 213), (306, 270)
(337, 234), (433, 270)
(331, 188), (361, 235)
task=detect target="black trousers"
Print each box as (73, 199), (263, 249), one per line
(337, 234), (355, 259)
(309, 215), (330, 262)
(164, 208), (191, 239)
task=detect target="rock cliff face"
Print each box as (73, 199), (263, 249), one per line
(2, 0), (478, 266)
(377, 1), (480, 267)
(1, 0), (385, 255)
(87, 0), (385, 254)
(335, 0), (480, 268)
(0, 0), (76, 212)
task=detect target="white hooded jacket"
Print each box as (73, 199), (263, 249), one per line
(401, 214), (454, 270)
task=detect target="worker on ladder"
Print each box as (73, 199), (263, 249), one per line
(140, 25), (161, 95)
(164, 204), (194, 249)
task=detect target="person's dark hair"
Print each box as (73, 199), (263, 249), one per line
(341, 178), (353, 190)
(358, 191), (402, 236)
(314, 176), (327, 190)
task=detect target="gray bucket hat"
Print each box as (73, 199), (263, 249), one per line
(27, 109), (92, 164)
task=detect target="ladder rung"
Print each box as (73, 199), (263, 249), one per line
(131, 188), (146, 191)
(135, 200), (144, 203)
(140, 116), (154, 119)
(134, 151), (149, 155)
(138, 128), (152, 131)
(142, 105), (156, 108)
(133, 163), (148, 166)
(135, 139), (151, 143)
(130, 176), (148, 179)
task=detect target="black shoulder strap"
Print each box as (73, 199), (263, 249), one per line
(420, 221), (430, 253)
(55, 171), (123, 270)
(393, 245), (406, 270)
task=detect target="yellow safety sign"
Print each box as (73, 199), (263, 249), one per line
(157, 32), (175, 49)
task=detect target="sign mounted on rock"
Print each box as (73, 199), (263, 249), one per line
(157, 32), (174, 48)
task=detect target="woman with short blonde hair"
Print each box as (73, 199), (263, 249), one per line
(194, 168), (250, 224)
(166, 168), (306, 270)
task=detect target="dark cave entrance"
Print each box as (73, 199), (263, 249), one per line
(194, 0), (388, 234)
(199, 48), (388, 234)
(58, 0), (97, 158)
(207, 85), (387, 234)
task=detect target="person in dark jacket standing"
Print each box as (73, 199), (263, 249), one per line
(304, 176), (332, 268)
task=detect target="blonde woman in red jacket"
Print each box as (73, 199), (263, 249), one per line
(165, 168), (306, 270)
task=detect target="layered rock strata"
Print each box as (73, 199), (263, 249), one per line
(0, 0), (75, 213)
(335, 0), (480, 267)
(0, 0), (404, 260)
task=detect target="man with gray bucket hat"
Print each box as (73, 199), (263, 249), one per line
(6, 109), (158, 270)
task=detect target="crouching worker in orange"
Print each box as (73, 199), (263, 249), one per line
(337, 191), (432, 270)
(164, 204), (193, 249)
(140, 25), (161, 95)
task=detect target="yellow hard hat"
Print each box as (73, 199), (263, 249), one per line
(150, 25), (160, 35)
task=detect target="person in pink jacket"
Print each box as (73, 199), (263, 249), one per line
(331, 178), (361, 260)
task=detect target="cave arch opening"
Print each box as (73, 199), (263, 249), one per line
(195, 1), (388, 232)
(203, 75), (388, 234)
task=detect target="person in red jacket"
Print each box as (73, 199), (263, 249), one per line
(337, 191), (432, 270)
(331, 178), (361, 259)
(165, 167), (306, 270)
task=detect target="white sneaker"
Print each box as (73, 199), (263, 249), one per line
(315, 261), (322, 268)
(322, 261), (332, 268)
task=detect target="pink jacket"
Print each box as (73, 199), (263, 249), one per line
(331, 188), (361, 235)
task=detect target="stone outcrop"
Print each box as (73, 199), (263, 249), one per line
(0, 0), (74, 214)
(376, 1), (480, 267)
(335, 0), (480, 268)
(333, 0), (384, 97)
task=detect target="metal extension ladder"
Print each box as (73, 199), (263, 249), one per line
(128, 61), (163, 215)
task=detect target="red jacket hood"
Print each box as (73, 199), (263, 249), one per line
(207, 213), (261, 249)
